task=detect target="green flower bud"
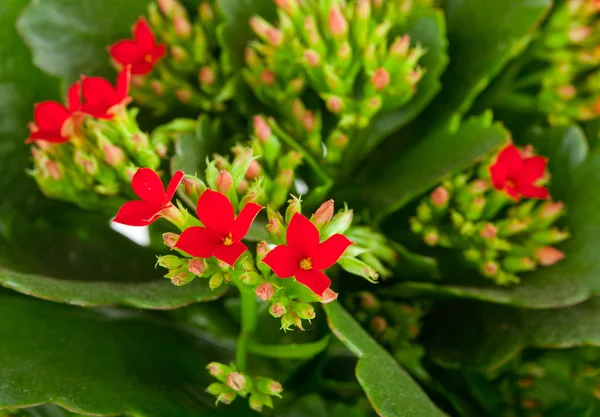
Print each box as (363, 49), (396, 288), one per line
(256, 376), (283, 397)
(294, 303), (315, 320)
(209, 272), (224, 290)
(285, 196), (302, 224)
(206, 362), (232, 380)
(206, 382), (224, 396)
(249, 393), (274, 412)
(156, 255), (184, 269)
(240, 271), (261, 286)
(321, 209), (353, 239)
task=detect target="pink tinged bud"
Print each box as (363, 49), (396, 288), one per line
(266, 28), (283, 46)
(155, 143), (168, 158)
(313, 200), (334, 226)
(237, 179), (248, 194)
(131, 75), (145, 88)
(244, 47), (260, 67)
(304, 50), (321, 67)
(479, 223), (498, 239)
(470, 179), (489, 193)
(391, 35), (410, 56)
(206, 362), (229, 378)
(260, 70), (275, 85)
(103, 144), (125, 167)
(430, 186), (450, 207)
(199, 67), (216, 86)
(216, 170), (233, 193)
(302, 111), (316, 132)
(256, 282), (275, 300)
(171, 46), (187, 63)
(246, 160), (261, 179)
(328, 7), (348, 38)
(331, 132), (349, 149)
(257, 241), (270, 258)
(226, 372), (247, 392)
(131, 132), (148, 150)
(337, 43), (351, 60)
(370, 316), (387, 334)
(540, 201), (565, 219)
(249, 16), (269, 37)
(174, 16), (192, 38)
(326, 96), (343, 114)
(253, 115), (271, 143)
(536, 246), (565, 266)
(267, 218), (282, 236)
(424, 230), (439, 246)
(557, 85), (576, 100)
(482, 261), (499, 277)
(188, 258), (207, 276)
(569, 26), (592, 43)
(357, 0), (371, 18)
(176, 88), (192, 104)
(269, 301), (286, 317)
(295, 303), (315, 320)
(46, 160), (62, 180)
(371, 68), (390, 91)
(150, 80), (164, 96)
(163, 232), (180, 248)
(124, 166), (137, 182)
(320, 288), (338, 304)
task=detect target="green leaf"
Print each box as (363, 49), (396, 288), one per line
(0, 210), (226, 309)
(0, 0), (60, 214)
(248, 335), (331, 359)
(341, 4), (448, 173)
(0, 291), (249, 416)
(342, 113), (509, 223)
(324, 302), (447, 417)
(171, 116), (221, 177)
(423, 297), (600, 371)
(17, 0), (150, 83)
(388, 126), (600, 309)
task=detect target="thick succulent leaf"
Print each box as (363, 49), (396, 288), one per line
(422, 297), (600, 371)
(0, 291), (253, 416)
(389, 126), (599, 309)
(0, 209), (226, 309)
(324, 302), (448, 417)
(341, 4), (448, 173)
(341, 113), (509, 223)
(17, 0), (150, 83)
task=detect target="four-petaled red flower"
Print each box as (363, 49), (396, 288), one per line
(109, 18), (166, 75)
(26, 82), (81, 144)
(489, 144), (549, 201)
(81, 67), (132, 119)
(174, 190), (263, 266)
(262, 213), (353, 296)
(114, 168), (184, 226)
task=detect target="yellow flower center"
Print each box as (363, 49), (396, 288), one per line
(144, 53), (153, 63)
(299, 258), (312, 270)
(223, 235), (233, 246)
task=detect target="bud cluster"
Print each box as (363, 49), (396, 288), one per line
(205, 362), (282, 411)
(409, 147), (569, 285)
(116, 0), (233, 114)
(244, 0), (426, 163)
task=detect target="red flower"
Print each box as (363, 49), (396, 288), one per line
(109, 18), (166, 75)
(114, 168), (184, 226)
(27, 82), (81, 144)
(81, 67), (132, 119)
(489, 144), (549, 201)
(174, 190), (263, 266)
(262, 213), (353, 296)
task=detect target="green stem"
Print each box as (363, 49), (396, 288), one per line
(492, 92), (539, 113)
(235, 282), (259, 372)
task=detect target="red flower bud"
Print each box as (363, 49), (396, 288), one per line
(430, 186), (450, 207)
(266, 28), (283, 46)
(302, 110), (316, 132)
(216, 170), (233, 193)
(260, 70), (275, 85)
(312, 200), (334, 227)
(320, 288), (338, 304)
(536, 246), (565, 266)
(199, 67), (216, 86)
(479, 223), (498, 239)
(304, 50), (320, 67)
(245, 160), (261, 180)
(256, 282), (275, 300)
(188, 258), (207, 275)
(371, 68), (390, 91)
(328, 7), (348, 38)
(253, 115), (271, 143)
(226, 372), (247, 392)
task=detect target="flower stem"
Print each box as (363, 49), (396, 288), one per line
(235, 282), (258, 372)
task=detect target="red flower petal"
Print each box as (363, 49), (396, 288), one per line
(196, 189), (234, 236)
(113, 200), (162, 226)
(133, 18), (156, 50)
(174, 226), (222, 258)
(519, 156), (547, 184)
(109, 40), (146, 66)
(165, 170), (185, 202)
(286, 213), (320, 258)
(34, 102), (69, 131)
(232, 203), (263, 241)
(131, 168), (166, 205)
(28, 130), (68, 143)
(311, 234), (353, 270)
(67, 82), (81, 113)
(496, 144), (523, 178)
(262, 245), (302, 278)
(116, 66), (131, 103)
(505, 183), (520, 201)
(213, 242), (248, 266)
(295, 269), (331, 296)
(489, 161), (507, 190)
(81, 76), (118, 117)
(517, 184), (550, 200)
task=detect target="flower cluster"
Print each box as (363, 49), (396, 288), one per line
(410, 143), (568, 285)
(245, 0), (426, 163)
(109, 0), (234, 115)
(205, 362), (282, 412)
(27, 67), (166, 210)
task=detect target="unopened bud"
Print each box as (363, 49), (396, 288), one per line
(302, 111), (316, 132)
(174, 15), (192, 39)
(266, 28), (283, 46)
(321, 209), (353, 238)
(163, 232), (180, 248)
(206, 382), (224, 396)
(74, 150), (98, 175)
(304, 49), (320, 67)
(328, 7), (348, 38)
(482, 261), (499, 277)
(326, 96), (344, 114)
(199, 67), (216, 86)
(269, 300), (286, 317)
(294, 303), (315, 320)
(320, 288), (338, 304)
(240, 271), (261, 285)
(188, 258), (207, 276)
(216, 390), (236, 405)
(257, 241), (270, 260)
(502, 256), (536, 273)
(256, 377), (283, 396)
(157, 255), (183, 269)
(430, 186), (450, 208)
(245, 47), (260, 67)
(370, 316), (387, 334)
(171, 46), (188, 63)
(226, 372), (247, 392)
(312, 200), (334, 227)
(206, 362), (231, 379)
(182, 175), (207, 202)
(246, 160), (261, 179)
(390, 35), (410, 56)
(256, 282), (275, 300)
(253, 115), (271, 143)
(423, 229), (439, 246)
(175, 88), (192, 103)
(479, 223), (498, 239)
(216, 170), (233, 193)
(569, 26), (592, 42)
(209, 273), (224, 290)
(150, 80), (164, 96)
(371, 68), (390, 91)
(103, 144), (126, 167)
(260, 70), (275, 85)
(537, 201), (564, 220)
(330, 132), (349, 149)
(249, 393), (273, 412)
(557, 85), (576, 100)
(536, 246), (565, 266)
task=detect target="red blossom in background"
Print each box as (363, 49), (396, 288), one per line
(27, 82), (81, 144)
(175, 190), (263, 266)
(489, 144), (550, 201)
(113, 168), (184, 226)
(81, 67), (132, 119)
(262, 213), (353, 296)
(109, 18), (166, 75)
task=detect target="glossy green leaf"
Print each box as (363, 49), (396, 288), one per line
(17, 0), (150, 83)
(423, 297), (600, 371)
(0, 291), (250, 416)
(341, 4), (448, 173)
(389, 126), (600, 309)
(343, 113), (509, 223)
(171, 116), (221, 178)
(248, 335), (331, 359)
(324, 302), (447, 417)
